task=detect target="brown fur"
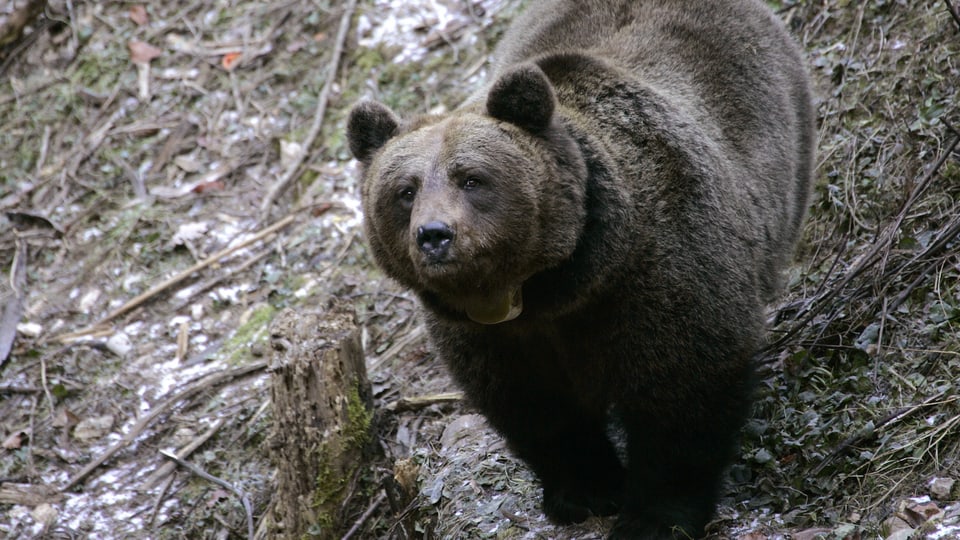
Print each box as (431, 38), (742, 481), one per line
(347, 0), (814, 537)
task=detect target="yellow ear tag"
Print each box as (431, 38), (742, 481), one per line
(466, 286), (523, 325)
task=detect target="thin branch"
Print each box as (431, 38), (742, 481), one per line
(385, 392), (464, 413)
(945, 0), (960, 32)
(764, 131), (960, 354)
(341, 490), (387, 540)
(55, 215), (296, 343)
(160, 449), (254, 540)
(142, 417), (227, 490)
(60, 361), (267, 491)
(812, 391), (956, 475)
(258, 0), (358, 219)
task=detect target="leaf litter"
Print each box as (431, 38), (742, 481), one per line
(0, 0), (959, 539)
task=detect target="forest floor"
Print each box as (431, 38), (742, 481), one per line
(1, 0), (959, 538)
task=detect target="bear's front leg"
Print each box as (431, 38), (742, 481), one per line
(486, 390), (625, 524)
(448, 347), (625, 524)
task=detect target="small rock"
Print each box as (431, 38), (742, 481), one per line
(78, 289), (100, 312)
(930, 477), (956, 500)
(16, 322), (43, 337)
(106, 332), (133, 357)
(883, 516), (912, 537)
(280, 140), (303, 169)
(31, 503), (58, 529)
(73, 415), (115, 440)
(171, 221), (208, 246)
(440, 414), (486, 450)
(904, 500), (944, 527)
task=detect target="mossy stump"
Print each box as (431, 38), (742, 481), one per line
(267, 304), (373, 539)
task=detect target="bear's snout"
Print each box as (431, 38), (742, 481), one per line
(416, 221), (455, 262)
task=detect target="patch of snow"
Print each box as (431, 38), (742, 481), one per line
(210, 283), (251, 304)
(171, 221), (209, 245)
(78, 289), (100, 312)
(357, 0), (507, 63)
(931, 524), (960, 539)
(169, 315), (191, 327)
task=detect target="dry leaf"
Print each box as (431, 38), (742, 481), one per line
(2, 430), (27, 450)
(206, 489), (230, 507)
(221, 51), (242, 71)
(73, 414), (115, 440)
(128, 39), (162, 64)
(192, 180), (225, 194)
(311, 202), (334, 217)
(903, 500), (944, 527)
(51, 407), (80, 428)
(792, 528), (831, 540)
(129, 5), (149, 26)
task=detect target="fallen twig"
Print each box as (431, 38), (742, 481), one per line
(55, 215), (296, 343)
(0, 385), (41, 394)
(341, 490), (387, 540)
(160, 449), (255, 540)
(169, 247), (273, 313)
(142, 417), (227, 490)
(945, 0), (960, 32)
(258, 0), (358, 219)
(147, 474), (175, 527)
(369, 324), (426, 372)
(812, 390), (956, 475)
(0, 482), (62, 506)
(385, 392), (464, 413)
(60, 361), (267, 491)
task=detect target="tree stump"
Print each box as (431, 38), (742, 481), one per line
(267, 303), (374, 539)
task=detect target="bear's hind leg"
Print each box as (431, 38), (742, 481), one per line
(609, 417), (743, 539)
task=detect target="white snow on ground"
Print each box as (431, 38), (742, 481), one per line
(357, 0), (508, 63)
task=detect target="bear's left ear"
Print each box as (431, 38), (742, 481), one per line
(486, 63), (556, 132)
(347, 100), (401, 165)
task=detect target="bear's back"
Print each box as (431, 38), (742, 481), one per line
(492, 0), (815, 300)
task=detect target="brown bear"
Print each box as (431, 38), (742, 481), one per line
(346, 0), (814, 537)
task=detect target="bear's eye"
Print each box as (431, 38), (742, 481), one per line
(462, 176), (483, 190)
(397, 186), (416, 205)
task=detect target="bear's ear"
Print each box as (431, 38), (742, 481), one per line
(347, 100), (401, 164)
(486, 64), (555, 132)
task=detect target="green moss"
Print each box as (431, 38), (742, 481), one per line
(345, 385), (372, 448)
(306, 383), (373, 538)
(309, 445), (342, 522)
(219, 303), (276, 365)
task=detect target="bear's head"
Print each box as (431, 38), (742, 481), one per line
(347, 64), (588, 324)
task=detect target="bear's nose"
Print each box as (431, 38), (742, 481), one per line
(416, 221), (454, 260)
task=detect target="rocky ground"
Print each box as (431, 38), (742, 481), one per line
(1, 0), (958, 538)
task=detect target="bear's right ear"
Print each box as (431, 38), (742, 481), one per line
(347, 100), (401, 165)
(486, 63), (556, 133)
